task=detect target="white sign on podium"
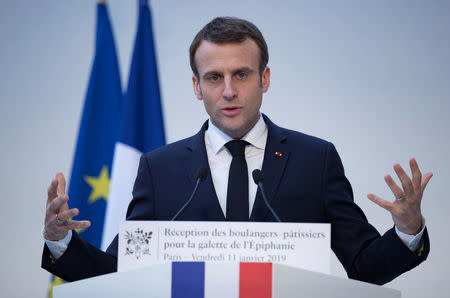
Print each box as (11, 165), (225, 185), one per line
(119, 221), (330, 273)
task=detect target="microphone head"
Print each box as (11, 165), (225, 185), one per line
(252, 169), (264, 184)
(196, 167), (208, 182)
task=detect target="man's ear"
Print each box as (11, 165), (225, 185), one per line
(192, 75), (203, 100)
(261, 66), (270, 93)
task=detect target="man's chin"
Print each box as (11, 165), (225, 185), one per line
(221, 123), (251, 139)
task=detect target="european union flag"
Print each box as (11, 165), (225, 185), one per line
(102, 0), (166, 249)
(48, 1), (121, 296)
(68, 0), (122, 249)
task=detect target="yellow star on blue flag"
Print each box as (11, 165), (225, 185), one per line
(84, 165), (110, 203)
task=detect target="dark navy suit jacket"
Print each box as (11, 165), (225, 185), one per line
(42, 115), (429, 284)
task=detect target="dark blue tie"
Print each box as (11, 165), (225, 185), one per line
(225, 140), (249, 221)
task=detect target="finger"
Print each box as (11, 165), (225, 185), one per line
(66, 220), (91, 230)
(47, 195), (69, 214)
(421, 172), (433, 192)
(50, 220), (91, 236)
(47, 177), (59, 204)
(56, 172), (66, 196)
(58, 194), (70, 213)
(367, 193), (395, 212)
(410, 158), (422, 193)
(393, 164), (414, 196)
(384, 174), (404, 199)
(56, 208), (80, 222)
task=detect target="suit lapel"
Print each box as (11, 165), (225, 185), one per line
(250, 115), (289, 221)
(185, 121), (225, 220)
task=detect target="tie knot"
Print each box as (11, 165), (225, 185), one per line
(225, 140), (248, 157)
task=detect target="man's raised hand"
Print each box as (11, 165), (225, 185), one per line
(367, 158), (432, 235)
(43, 173), (91, 241)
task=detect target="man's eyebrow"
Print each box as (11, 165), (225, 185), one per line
(233, 67), (254, 74)
(202, 71), (221, 79)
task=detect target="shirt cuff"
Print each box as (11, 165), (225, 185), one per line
(395, 217), (426, 252)
(44, 230), (72, 260)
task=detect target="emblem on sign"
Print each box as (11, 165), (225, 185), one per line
(124, 228), (153, 259)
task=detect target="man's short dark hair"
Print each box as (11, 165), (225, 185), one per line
(189, 17), (269, 80)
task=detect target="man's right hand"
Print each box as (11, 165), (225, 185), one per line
(43, 172), (91, 241)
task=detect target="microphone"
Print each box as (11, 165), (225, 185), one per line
(171, 167), (208, 221)
(252, 169), (281, 222)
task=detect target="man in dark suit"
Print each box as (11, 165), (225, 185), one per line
(42, 17), (432, 284)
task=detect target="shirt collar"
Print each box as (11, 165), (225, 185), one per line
(207, 114), (267, 155)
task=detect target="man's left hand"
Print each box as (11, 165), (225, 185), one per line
(367, 158), (433, 235)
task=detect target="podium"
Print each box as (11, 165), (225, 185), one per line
(53, 262), (400, 298)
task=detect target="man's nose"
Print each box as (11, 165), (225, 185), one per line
(222, 77), (237, 100)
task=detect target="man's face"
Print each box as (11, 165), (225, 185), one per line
(192, 39), (270, 139)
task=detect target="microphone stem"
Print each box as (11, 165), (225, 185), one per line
(171, 178), (201, 221)
(258, 182), (281, 222)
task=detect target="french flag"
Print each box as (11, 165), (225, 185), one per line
(171, 262), (272, 298)
(101, 0), (165, 250)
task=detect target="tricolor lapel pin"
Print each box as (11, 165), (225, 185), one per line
(275, 151), (282, 157)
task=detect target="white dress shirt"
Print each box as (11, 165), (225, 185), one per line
(205, 114), (267, 217)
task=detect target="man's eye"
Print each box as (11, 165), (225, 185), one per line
(209, 75), (220, 82)
(237, 72), (247, 79)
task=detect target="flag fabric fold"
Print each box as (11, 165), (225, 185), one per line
(102, 0), (165, 250)
(48, 2), (122, 296)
